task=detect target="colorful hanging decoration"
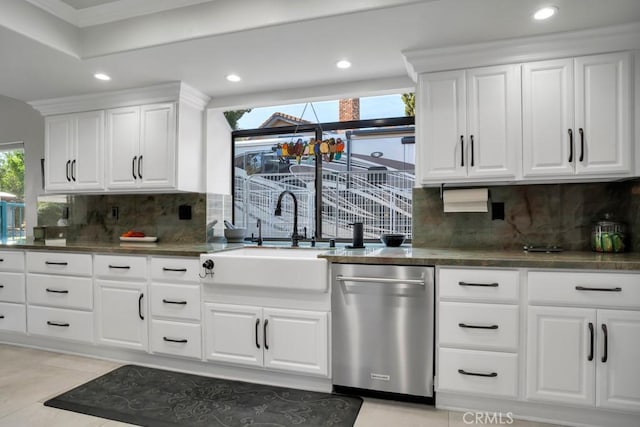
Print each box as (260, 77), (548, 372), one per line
(273, 137), (345, 163)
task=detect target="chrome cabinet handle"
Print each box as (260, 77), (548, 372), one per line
(568, 129), (573, 162)
(336, 275), (425, 285)
(163, 337), (187, 343)
(458, 369), (497, 378)
(601, 324), (608, 363)
(575, 286), (622, 292)
(588, 322), (594, 361)
(458, 323), (499, 330)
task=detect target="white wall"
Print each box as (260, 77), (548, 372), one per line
(206, 109), (232, 195)
(0, 95), (44, 236)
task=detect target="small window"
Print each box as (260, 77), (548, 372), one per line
(0, 143), (25, 242)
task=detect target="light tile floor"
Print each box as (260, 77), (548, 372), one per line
(0, 344), (561, 426)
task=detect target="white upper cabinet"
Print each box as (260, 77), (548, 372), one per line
(418, 64), (521, 184)
(36, 82), (209, 194)
(523, 52), (632, 179)
(45, 110), (104, 192)
(106, 103), (176, 190)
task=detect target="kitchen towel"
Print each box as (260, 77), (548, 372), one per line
(443, 188), (489, 212)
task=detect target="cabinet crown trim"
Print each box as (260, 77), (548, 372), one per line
(403, 22), (640, 79)
(30, 81), (210, 116)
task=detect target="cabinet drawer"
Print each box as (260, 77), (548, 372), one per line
(0, 251), (24, 272)
(0, 302), (26, 333)
(151, 257), (200, 283)
(27, 306), (93, 343)
(438, 348), (518, 398)
(150, 319), (201, 359)
(439, 302), (519, 351)
(0, 272), (26, 303)
(528, 271), (640, 308)
(26, 274), (93, 310)
(94, 255), (147, 280)
(439, 268), (519, 302)
(150, 283), (200, 321)
(27, 252), (92, 276)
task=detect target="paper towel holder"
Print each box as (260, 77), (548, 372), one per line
(439, 184), (491, 201)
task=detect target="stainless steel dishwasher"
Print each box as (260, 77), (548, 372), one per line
(332, 263), (434, 399)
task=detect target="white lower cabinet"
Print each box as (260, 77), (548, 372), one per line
(0, 302), (26, 333)
(204, 303), (329, 377)
(27, 305), (93, 342)
(95, 280), (147, 351)
(527, 270), (640, 414)
(150, 319), (201, 359)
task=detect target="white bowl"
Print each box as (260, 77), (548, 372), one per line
(224, 228), (246, 242)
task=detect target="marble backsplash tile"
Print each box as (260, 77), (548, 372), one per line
(413, 181), (638, 251)
(61, 193), (207, 243)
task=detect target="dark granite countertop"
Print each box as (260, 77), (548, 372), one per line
(0, 239), (244, 257)
(318, 246), (640, 271)
(2, 240), (640, 270)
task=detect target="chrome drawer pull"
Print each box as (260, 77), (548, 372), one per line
(458, 323), (499, 330)
(46, 288), (69, 294)
(163, 337), (188, 343)
(458, 369), (497, 378)
(45, 261), (68, 266)
(458, 281), (498, 287)
(162, 299), (187, 305)
(47, 321), (70, 327)
(108, 265), (131, 269)
(162, 267), (187, 272)
(336, 275), (425, 285)
(575, 286), (622, 292)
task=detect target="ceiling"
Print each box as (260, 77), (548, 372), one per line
(2, 0), (640, 109)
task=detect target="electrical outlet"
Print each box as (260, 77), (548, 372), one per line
(491, 202), (504, 220)
(111, 206), (119, 220)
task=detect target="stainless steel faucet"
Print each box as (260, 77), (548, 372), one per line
(274, 190), (301, 247)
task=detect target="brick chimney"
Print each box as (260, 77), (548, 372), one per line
(339, 98), (360, 122)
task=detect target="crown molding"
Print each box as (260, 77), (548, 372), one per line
(402, 22), (640, 80)
(29, 81), (210, 115)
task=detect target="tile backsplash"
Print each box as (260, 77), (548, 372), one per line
(413, 180), (639, 251)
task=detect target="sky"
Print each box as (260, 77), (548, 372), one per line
(236, 94), (408, 130)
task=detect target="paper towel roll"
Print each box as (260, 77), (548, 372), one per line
(443, 188), (488, 212)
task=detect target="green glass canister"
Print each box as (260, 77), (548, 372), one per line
(591, 213), (627, 253)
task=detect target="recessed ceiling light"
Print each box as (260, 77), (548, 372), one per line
(534, 6), (557, 20)
(226, 74), (241, 82)
(336, 60), (352, 69)
(94, 73), (111, 81)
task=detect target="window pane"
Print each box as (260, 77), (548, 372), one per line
(0, 147), (25, 242)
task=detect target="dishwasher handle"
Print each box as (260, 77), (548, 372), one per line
(336, 275), (425, 286)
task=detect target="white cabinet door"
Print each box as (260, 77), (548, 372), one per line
(263, 308), (328, 376)
(73, 110), (104, 190)
(526, 306), (596, 406)
(575, 52), (632, 176)
(139, 103), (176, 189)
(203, 303), (263, 367)
(522, 58), (575, 177)
(466, 64), (520, 180)
(106, 106), (140, 189)
(417, 70), (467, 181)
(596, 310), (640, 412)
(44, 114), (74, 191)
(95, 280), (147, 351)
